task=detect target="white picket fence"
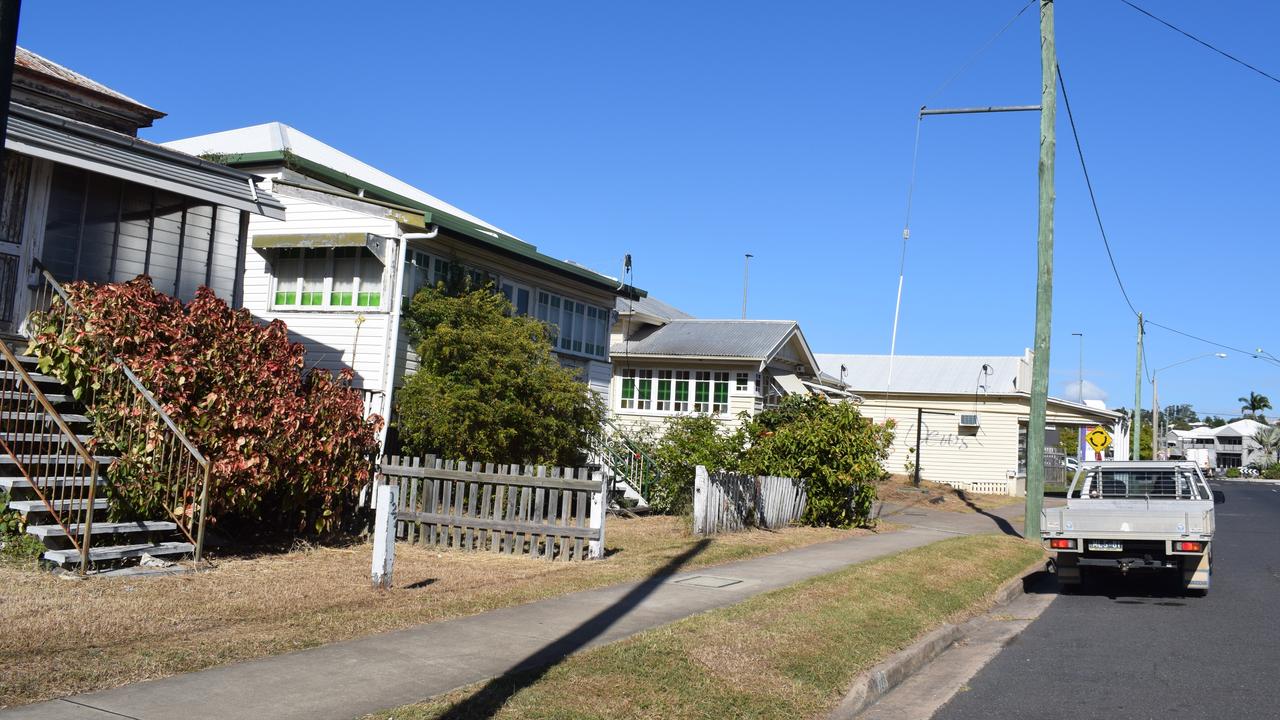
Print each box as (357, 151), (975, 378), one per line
(692, 465), (807, 535)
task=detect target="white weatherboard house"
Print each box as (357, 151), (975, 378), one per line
(164, 123), (629, 448)
(816, 352), (1126, 496)
(609, 296), (855, 434)
(1168, 419), (1272, 468)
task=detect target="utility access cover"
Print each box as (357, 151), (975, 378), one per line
(673, 575), (742, 589)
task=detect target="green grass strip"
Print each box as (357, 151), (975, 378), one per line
(372, 534), (1043, 720)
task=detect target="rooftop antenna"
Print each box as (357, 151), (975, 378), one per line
(742, 253), (753, 319)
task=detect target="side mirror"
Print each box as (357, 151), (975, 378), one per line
(1213, 490), (1226, 505)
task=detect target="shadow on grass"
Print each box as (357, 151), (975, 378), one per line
(433, 539), (713, 720)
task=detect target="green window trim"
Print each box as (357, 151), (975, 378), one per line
(330, 291), (353, 306)
(695, 382), (710, 403)
(621, 378), (635, 399)
(675, 381), (689, 402)
(357, 292), (381, 307)
(714, 382), (729, 404)
(274, 291), (296, 305)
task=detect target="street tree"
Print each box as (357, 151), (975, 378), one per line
(1255, 426), (1280, 466)
(397, 286), (604, 466)
(1237, 391), (1272, 420)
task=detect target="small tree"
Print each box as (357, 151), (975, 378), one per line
(1254, 426), (1280, 466)
(645, 415), (743, 515)
(742, 396), (894, 527)
(398, 286), (604, 466)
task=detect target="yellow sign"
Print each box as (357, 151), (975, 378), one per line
(1086, 426), (1112, 453)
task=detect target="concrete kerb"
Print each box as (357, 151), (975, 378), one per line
(826, 554), (1049, 720)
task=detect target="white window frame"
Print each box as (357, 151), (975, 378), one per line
(271, 247), (386, 312)
(617, 367), (735, 418)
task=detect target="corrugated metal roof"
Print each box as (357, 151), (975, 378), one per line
(615, 294), (694, 320)
(816, 353), (1026, 395)
(6, 103), (285, 219)
(14, 47), (163, 118)
(163, 123), (627, 292)
(612, 320), (797, 359)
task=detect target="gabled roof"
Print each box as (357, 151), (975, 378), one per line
(163, 123), (631, 294)
(1213, 418), (1269, 437)
(615, 294), (693, 321)
(613, 319), (802, 361)
(816, 353), (1027, 395)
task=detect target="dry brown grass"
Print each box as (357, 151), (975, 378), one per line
(879, 474), (1022, 512)
(0, 516), (868, 708)
(370, 535), (1045, 720)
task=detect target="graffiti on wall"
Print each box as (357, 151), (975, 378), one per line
(896, 419), (982, 451)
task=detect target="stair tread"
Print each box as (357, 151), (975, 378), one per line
(6, 498), (108, 513)
(26, 520), (176, 537)
(0, 391), (71, 404)
(0, 432), (93, 442)
(43, 541), (193, 564)
(0, 476), (105, 489)
(0, 369), (61, 384)
(0, 411), (89, 423)
(0, 454), (114, 464)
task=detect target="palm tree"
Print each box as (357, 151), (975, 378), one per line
(1237, 391), (1272, 418)
(1254, 426), (1280, 467)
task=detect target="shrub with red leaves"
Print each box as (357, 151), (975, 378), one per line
(27, 277), (382, 536)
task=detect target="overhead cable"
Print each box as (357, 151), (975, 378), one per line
(1117, 0), (1280, 86)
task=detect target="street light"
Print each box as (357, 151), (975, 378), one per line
(1152, 352), (1227, 460)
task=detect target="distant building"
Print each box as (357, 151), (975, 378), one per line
(1167, 418), (1272, 468)
(816, 351), (1126, 496)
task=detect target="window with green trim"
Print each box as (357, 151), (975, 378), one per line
(270, 246), (383, 310)
(713, 372), (730, 414)
(694, 371), (712, 413)
(620, 368), (636, 409)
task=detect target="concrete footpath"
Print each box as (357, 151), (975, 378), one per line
(5, 502), (1029, 720)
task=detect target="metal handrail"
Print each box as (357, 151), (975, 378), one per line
(0, 340), (100, 571)
(28, 265), (212, 562)
(593, 416), (662, 500)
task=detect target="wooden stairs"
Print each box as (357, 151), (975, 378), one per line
(0, 345), (193, 569)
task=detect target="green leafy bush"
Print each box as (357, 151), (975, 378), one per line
(742, 396), (894, 527)
(645, 415), (744, 515)
(0, 490), (43, 565)
(27, 277), (382, 536)
(1225, 467), (1242, 479)
(398, 286), (604, 466)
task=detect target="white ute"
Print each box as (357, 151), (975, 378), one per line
(1041, 461), (1216, 595)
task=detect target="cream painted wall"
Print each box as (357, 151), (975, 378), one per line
(860, 393), (1122, 492)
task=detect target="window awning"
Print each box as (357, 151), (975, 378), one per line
(251, 232), (390, 264)
(4, 102), (286, 219)
(773, 373), (811, 396)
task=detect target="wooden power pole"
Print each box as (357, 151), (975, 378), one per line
(1133, 312), (1144, 460)
(1024, 0), (1056, 540)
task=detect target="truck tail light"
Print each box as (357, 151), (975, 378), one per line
(1175, 541), (1204, 553)
(1049, 538), (1076, 550)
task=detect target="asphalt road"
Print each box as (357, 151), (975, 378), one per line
(933, 481), (1280, 720)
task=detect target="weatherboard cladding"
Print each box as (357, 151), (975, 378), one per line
(5, 104), (285, 219)
(613, 320), (797, 359)
(815, 353), (1024, 395)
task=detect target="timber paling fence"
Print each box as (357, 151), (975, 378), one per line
(377, 455), (607, 561)
(692, 465), (807, 535)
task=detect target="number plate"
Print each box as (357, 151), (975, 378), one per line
(1089, 540), (1123, 552)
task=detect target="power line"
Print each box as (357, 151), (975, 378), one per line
(1117, 0), (1280, 86)
(926, 0), (1037, 103)
(1057, 62), (1280, 371)
(1056, 63), (1139, 317)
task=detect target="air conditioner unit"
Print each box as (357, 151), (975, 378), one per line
(959, 414), (981, 428)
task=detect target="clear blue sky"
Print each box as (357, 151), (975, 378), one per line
(18, 1), (1279, 417)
